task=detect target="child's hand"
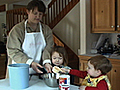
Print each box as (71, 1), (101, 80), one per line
(79, 86), (86, 90)
(52, 66), (64, 73)
(61, 68), (70, 73)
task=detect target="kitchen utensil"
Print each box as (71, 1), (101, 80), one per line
(37, 66), (47, 74)
(8, 63), (29, 89)
(42, 73), (61, 87)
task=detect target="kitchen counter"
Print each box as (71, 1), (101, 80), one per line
(80, 53), (120, 59)
(0, 76), (79, 90)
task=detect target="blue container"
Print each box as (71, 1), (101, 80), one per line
(8, 63), (29, 89)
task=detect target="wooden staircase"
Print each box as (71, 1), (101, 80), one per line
(44, 0), (80, 84)
(43, 0), (80, 29)
(6, 0), (80, 84)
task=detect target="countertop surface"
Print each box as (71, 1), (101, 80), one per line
(0, 76), (79, 90)
(80, 53), (120, 59)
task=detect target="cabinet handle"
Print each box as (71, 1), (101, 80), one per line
(114, 70), (116, 72)
(111, 26), (114, 28)
(117, 25), (120, 28)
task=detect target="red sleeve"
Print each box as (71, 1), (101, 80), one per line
(69, 69), (87, 79)
(85, 79), (109, 90)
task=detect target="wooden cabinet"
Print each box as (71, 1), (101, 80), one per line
(0, 54), (6, 79)
(110, 59), (120, 90)
(79, 59), (87, 84)
(117, 0), (120, 31)
(79, 55), (120, 90)
(91, 0), (120, 33)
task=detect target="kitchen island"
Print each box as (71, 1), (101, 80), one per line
(0, 76), (79, 90)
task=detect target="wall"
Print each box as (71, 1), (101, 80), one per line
(110, 33), (118, 45)
(0, 12), (6, 42)
(81, 0), (118, 54)
(53, 3), (80, 55)
(13, 0), (51, 7)
(0, 0), (117, 54)
(53, 0), (100, 55)
(14, 0), (118, 55)
(53, 0), (118, 55)
(84, 0), (100, 54)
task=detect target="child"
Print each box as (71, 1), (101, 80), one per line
(51, 46), (74, 84)
(51, 46), (71, 69)
(61, 55), (112, 90)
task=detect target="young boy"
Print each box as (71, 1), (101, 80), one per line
(61, 55), (112, 90)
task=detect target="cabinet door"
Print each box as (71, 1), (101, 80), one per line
(0, 55), (6, 79)
(79, 60), (88, 84)
(117, 0), (120, 31)
(80, 60), (87, 71)
(91, 0), (115, 33)
(110, 64), (120, 90)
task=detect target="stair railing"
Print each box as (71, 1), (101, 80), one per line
(6, 0), (80, 30)
(6, 7), (27, 31)
(43, 0), (80, 29)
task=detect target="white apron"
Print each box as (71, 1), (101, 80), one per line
(12, 20), (46, 74)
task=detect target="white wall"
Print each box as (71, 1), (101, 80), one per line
(84, 0), (100, 54)
(53, 3), (80, 55)
(53, 0), (100, 55)
(13, 0), (51, 7)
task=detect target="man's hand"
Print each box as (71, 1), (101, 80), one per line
(44, 63), (52, 73)
(31, 62), (43, 73)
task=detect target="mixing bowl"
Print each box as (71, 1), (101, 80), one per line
(42, 73), (60, 87)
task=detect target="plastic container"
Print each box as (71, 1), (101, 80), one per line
(59, 75), (70, 90)
(8, 63), (29, 89)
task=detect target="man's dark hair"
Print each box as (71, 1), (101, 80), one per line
(26, 0), (46, 13)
